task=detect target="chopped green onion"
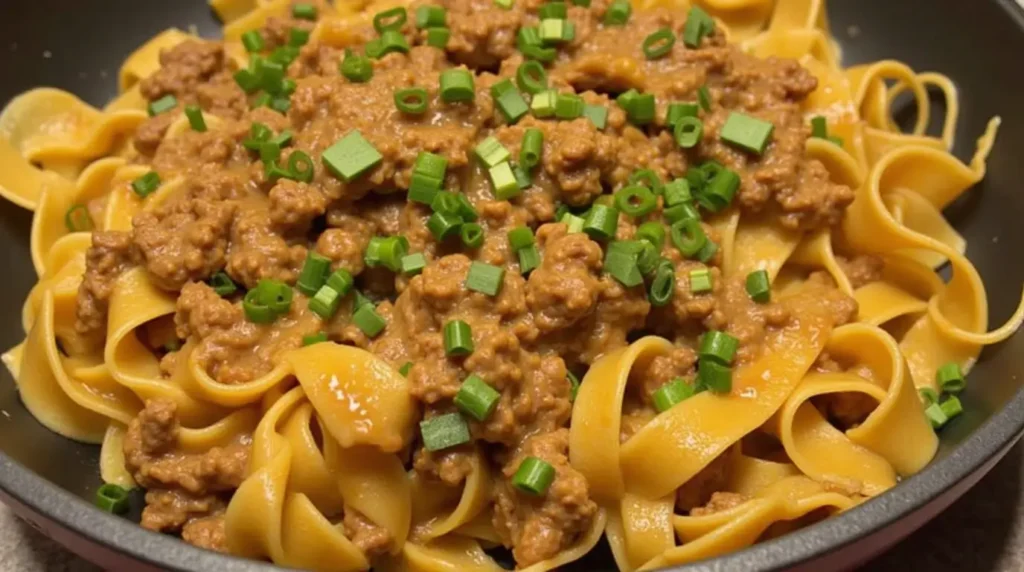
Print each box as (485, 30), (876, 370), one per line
(287, 150), (315, 183)
(132, 171), (161, 198)
(538, 1), (567, 19)
(664, 202), (701, 225)
(518, 26), (542, 50)
(629, 94), (657, 125)
(919, 387), (939, 406)
(322, 130), (382, 182)
(303, 332), (329, 346)
(243, 122), (272, 150)
(925, 402), (948, 429)
(241, 30), (265, 53)
(420, 413), (471, 451)
(496, 0), (514, 8)
(260, 140), (282, 165)
(378, 30), (411, 56)
(353, 289), (373, 310)
(643, 28), (675, 59)
(297, 252), (331, 296)
(562, 212), (585, 233)
(666, 102), (700, 128)
(516, 61), (548, 94)
(721, 112), (775, 155)
(627, 169), (662, 195)
(401, 252), (428, 276)
(340, 49), (373, 82)
(409, 177), (441, 204)
(326, 268), (354, 296)
(663, 179), (691, 206)
(670, 218), (706, 257)
(460, 223), (485, 248)
(697, 357), (732, 393)
(395, 87), (429, 114)
(352, 304), (387, 337)
(95, 483), (130, 514)
(148, 94), (177, 116)
(936, 362), (965, 394)
(430, 191), (459, 216)
(455, 375), (501, 421)
(374, 7), (408, 32)
(530, 90), (557, 117)
(399, 361), (413, 376)
(210, 271), (237, 297)
(615, 185), (656, 217)
(554, 93), (584, 119)
(674, 116), (703, 148)
(604, 0), (631, 25)
(828, 135), (845, 147)
(518, 244), (541, 274)
(508, 226), (535, 250)
(184, 105), (207, 132)
(293, 3), (317, 19)
(652, 378), (696, 412)
(682, 5), (715, 48)
(488, 162), (520, 200)
(364, 236), (385, 268)
(289, 28), (310, 48)
(465, 261), (505, 296)
(258, 60), (286, 94)
(440, 69), (475, 103)
(583, 104), (608, 129)
(234, 69), (261, 93)
(940, 395), (963, 420)
(444, 319), (475, 356)
(690, 268), (713, 293)
(697, 85), (712, 111)
(415, 151), (448, 180)
(514, 163), (534, 189)
(476, 136), (511, 168)
(379, 236), (409, 272)
(454, 194), (478, 221)
(543, 19), (575, 44)
(492, 80), (529, 123)
(582, 204), (618, 241)
(649, 261), (675, 306)
(522, 43), (557, 62)
(745, 269), (770, 303)
(512, 456), (556, 495)
(604, 249), (643, 287)
(636, 222), (665, 251)
(64, 204), (93, 232)
(696, 239), (718, 263)
(519, 130), (544, 174)
(416, 5), (446, 27)
(427, 211), (463, 241)
(426, 27), (451, 48)
(308, 285), (342, 319)
(256, 279), (293, 314)
(700, 330), (738, 364)
(243, 289), (276, 323)
(702, 168), (740, 212)
(810, 116), (828, 139)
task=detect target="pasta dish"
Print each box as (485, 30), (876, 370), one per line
(1, 0), (1022, 569)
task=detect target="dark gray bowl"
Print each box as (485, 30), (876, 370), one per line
(0, 1), (1022, 570)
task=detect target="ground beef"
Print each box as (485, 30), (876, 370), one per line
(676, 452), (731, 512)
(689, 492), (750, 517)
(174, 282), (320, 384)
(123, 399), (248, 552)
(75, 231), (139, 339)
(493, 429), (598, 567)
(342, 509), (393, 556)
(838, 255), (885, 289)
(132, 174), (238, 291)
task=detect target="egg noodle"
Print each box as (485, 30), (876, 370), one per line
(0, 0), (1022, 570)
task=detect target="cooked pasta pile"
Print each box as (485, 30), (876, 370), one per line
(0, 0), (1022, 570)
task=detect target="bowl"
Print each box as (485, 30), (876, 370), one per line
(0, 0), (1022, 570)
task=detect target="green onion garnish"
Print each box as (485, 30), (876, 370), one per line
(420, 412), (471, 451)
(465, 261), (505, 296)
(352, 304), (387, 337)
(444, 319), (474, 356)
(720, 112), (775, 155)
(511, 456), (556, 495)
(322, 130), (382, 182)
(936, 362), (965, 394)
(394, 87), (429, 114)
(455, 374), (501, 421)
(440, 69), (475, 103)
(643, 28), (675, 59)
(745, 269), (770, 303)
(690, 268), (713, 293)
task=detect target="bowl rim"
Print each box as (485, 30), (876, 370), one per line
(1, 0), (1023, 570)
